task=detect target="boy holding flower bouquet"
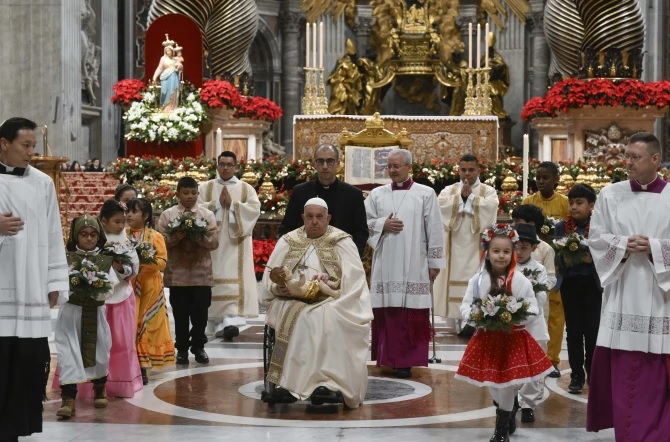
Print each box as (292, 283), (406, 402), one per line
(157, 177), (219, 366)
(553, 183), (602, 395)
(456, 224), (552, 442)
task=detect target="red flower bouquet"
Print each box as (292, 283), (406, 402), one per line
(253, 239), (277, 274)
(199, 80), (245, 109)
(111, 79), (146, 105)
(234, 96), (283, 122)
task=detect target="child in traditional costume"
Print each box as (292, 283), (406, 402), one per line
(126, 198), (175, 383)
(98, 199), (143, 397)
(55, 215), (119, 419)
(455, 224), (552, 442)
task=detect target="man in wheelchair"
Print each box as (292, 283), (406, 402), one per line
(260, 198), (373, 408)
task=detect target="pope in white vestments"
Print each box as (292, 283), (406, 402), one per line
(260, 198), (372, 408)
(586, 133), (670, 440)
(433, 155), (498, 321)
(365, 150), (445, 377)
(199, 151), (260, 340)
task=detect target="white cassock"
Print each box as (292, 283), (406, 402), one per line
(365, 182), (445, 309)
(260, 226), (373, 408)
(433, 179), (498, 318)
(589, 180), (670, 353)
(199, 177), (260, 331)
(0, 165), (69, 338)
(104, 230), (139, 305)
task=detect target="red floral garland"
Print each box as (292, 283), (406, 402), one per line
(563, 216), (589, 237)
(234, 96), (284, 122)
(111, 79), (146, 105)
(199, 79), (245, 109)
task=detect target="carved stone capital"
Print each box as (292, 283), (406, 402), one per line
(279, 10), (302, 33)
(355, 16), (373, 35)
(527, 11), (545, 33)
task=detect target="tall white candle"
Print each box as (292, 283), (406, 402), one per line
(485, 23), (490, 68)
(468, 23), (473, 69)
(523, 134), (529, 199)
(306, 22), (310, 68)
(312, 23), (317, 71)
(211, 130), (215, 159)
(319, 21), (324, 69)
(476, 24), (481, 68)
(216, 128), (223, 159)
(247, 134), (257, 161)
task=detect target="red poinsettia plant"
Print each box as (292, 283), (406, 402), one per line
(253, 239), (277, 274)
(235, 96), (284, 122)
(111, 79), (146, 105)
(521, 78), (670, 121)
(199, 80), (245, 109)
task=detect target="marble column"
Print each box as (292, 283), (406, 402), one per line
(279, 9), (302, 157)
(528, 11), (549, 99)
(61, 0), (83, 161)
(100, 0), (119, 163)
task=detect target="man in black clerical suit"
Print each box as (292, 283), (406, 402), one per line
(278, 144), (368, 255)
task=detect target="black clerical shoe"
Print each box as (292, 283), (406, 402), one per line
(222, 325), (240, 342)
(267, 387), (297, 404)
(192, 348), (210, 364)
(548, 364), (561, 378)
(568, 377), (584, 394)
(310, 386), (341, 405)
(395, 367), (412, 378)
(176, 351), (189, 365)
(521, 408), (535, 423)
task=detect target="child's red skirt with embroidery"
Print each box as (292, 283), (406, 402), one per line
(455, 326), (553, 388)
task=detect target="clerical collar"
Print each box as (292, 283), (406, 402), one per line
(0, 161), (26, 177)
(216, 176), (239, 186)
(391, 178), (413, 190)
(630, 175), (666, 193)
(317, 178), (338, 190)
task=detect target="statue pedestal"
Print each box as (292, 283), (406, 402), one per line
(532, 106), (668, 161)
(205, 109), (270, 161)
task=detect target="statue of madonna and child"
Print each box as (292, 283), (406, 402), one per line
(151, 34), (184, 112)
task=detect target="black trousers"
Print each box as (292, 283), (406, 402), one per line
(61, 376), (107, 399)
(560, 275), (602, 381)
(169, 286), (212, 352)
(0, 336), (49, 438)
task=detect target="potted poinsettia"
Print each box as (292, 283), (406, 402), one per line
(111, 79), (146, 110)
(234, 96), (283, 122)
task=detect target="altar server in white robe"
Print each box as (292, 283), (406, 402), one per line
(260, 198), (372, 408)
(199, 151), (260, 341)
(433, 154), (498, 326)
(587, 132), (670, 441)
(0, 117), (69, 438)
(365, 149), (445, 378)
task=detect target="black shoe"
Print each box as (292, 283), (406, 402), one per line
(192, 348), (210, 364)
(222, 325), (240, 342)
(270, 387), (297, 403)
(458, 324), (475, 338)
(548, 365), (561, 378)
(176, 351), (189, 365)
(490, 408), (511, 442)
(310, 386), (341, 405)
(568, 377), (584, 394)
(141, 368), (149, 385)
(395, 367), (412, 378)
(521, 408), (535, 423)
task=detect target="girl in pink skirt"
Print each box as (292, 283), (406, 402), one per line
(455, 224), (552, 442)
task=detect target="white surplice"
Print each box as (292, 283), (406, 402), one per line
(0, 166), (69, 338)
(433, 179), (498, 318)
(103, 230), (139, 305)
(516, 258), (550, 342)
(260, 226), (373, 408)
(199, 177), (260, 329)
(589, 181), (670, 354)
(365, 182), (446, 309)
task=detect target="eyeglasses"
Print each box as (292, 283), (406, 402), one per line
(624, 154), (651, 162)
(314, 158), (337, 167)
(386, 163), (408, 170)
(78, 232), (99, 239)
(218, 163), (236, 169)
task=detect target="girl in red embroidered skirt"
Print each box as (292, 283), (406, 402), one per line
(455, 224), (552, 442)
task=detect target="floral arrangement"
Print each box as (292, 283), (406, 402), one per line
(69, 258), (113, 301)
(468, 291), (533, 332)
(253, 238), (277, 274)
(111, 79), (146, 106)
(498, 191), (523, 216)
(520, 268), (549, 295)
(134, 242), (158, 265)
(539, 217), (557, 239)
(234, 96), (283, 122)
(123, 86), (207, 144)
(521, 78), (670, 121)
(199, 79), (245, 109)
(259, 191), (290, 217)
(553, 233), (589, 268)
(164, 211), (210, 241)
(102, 241), (134, 267)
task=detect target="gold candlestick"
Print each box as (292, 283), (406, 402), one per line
(463, 68), (477, 116)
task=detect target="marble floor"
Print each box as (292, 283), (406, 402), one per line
(23, 303), (615, 442)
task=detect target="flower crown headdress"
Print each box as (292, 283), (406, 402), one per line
(481, 223), (519, 249)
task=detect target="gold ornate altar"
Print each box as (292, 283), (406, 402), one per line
(294, 114), (498, 163)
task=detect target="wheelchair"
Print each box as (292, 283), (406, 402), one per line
(260, 324), (344, 405)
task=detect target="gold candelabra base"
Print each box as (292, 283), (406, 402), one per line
(302, 67), (329, 115)
(463, 67), (492, 116)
